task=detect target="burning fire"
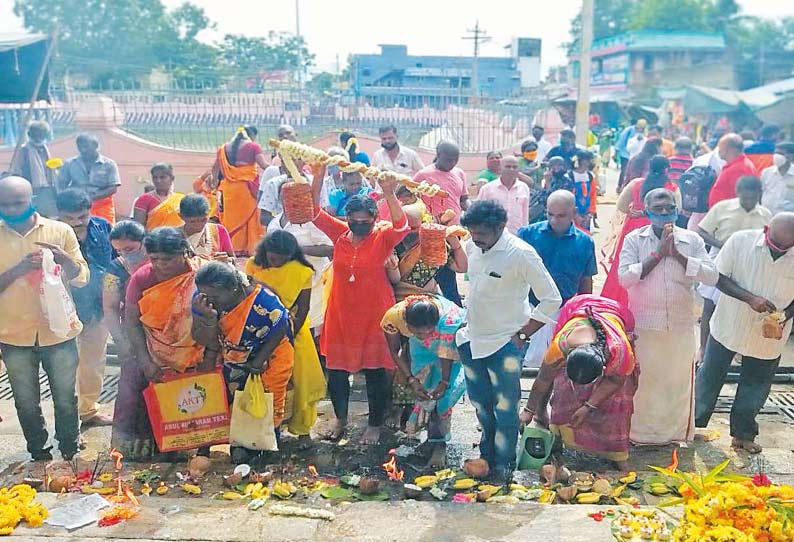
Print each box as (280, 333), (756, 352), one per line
(124, 486), (140, 507)
(382, 455), (404, 482)
(307, 465), (318, 477)
(109, 448), (124, 470)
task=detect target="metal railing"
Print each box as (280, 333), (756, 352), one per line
(4, 78), (550, 153)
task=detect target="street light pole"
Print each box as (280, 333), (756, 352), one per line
(575, 0), (594, 146)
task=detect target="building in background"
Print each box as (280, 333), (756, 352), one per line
(348, 41), (541, 107)
(569, 31), (731, 99)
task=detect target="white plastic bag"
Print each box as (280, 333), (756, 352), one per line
(39, 248), (79, 338)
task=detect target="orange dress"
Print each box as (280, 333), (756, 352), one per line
(313, 210), (409, 372)
(215, 144), (264, 255)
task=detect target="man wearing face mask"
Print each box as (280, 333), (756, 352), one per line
(618, 188), (717, 445)
(56, 189), (114, 429)
(695, 213), (794, 454)
(760, 141), (794, 216)
(9, 120), (58, 217)
(0, 176), (88, 460)
(372, 125), (424, 176)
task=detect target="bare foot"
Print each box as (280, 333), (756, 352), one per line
(360, 425), (381, 446)
(318, 419), (347, 441)
(613, 460), (630, 472)
(428, 443), (447, 468)
(732, 437), (762, 454)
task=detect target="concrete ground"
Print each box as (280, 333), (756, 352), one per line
(2, 166), (794, 541)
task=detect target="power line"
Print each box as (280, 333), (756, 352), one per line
(462, 20), (491, 100)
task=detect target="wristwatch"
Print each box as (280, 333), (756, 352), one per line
(517, 331), (530, 343)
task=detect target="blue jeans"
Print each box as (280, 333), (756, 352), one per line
(1, 340), (80, 456)
(458, 341), (523, 471)
(695, 335), (780, 441)
(436, 265), (462, 307)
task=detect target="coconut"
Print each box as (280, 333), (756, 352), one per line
(593, 478), (612, 496)
(223, 473), (242, 488)
(358, 478), (381, 495)
(463, 459), (490, 479)
(556, 485), (578, 502)
(539, 464), (557, 485)
(556, 465), (572, 484)
(188, 455), (211, 478)
(570, 472), (595, 492)
(249, 471), (273, 484)
(48, 476), (71, 493)
(403, 484), (423, 499)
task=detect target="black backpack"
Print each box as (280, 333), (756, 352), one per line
(678, 165), (717, 213)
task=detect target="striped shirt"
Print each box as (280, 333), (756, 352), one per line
(668, 154), (693, 182)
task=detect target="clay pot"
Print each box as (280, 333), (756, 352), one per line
(250, 471), (273, 484)
(48, 476), (71, 493)
(188, 456), (211, 478)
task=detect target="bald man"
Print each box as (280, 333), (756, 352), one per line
(708, 133), (758, 208)
(517, 190), (597, 367)
(696, 212), (794, 453)
(413, 141), (469, 305)
(57, 134), (121, 224)
(477, 155), (530, 234)
(0, 176), (88, 461)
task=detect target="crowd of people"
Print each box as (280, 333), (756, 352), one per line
(0, 117), (792, 480)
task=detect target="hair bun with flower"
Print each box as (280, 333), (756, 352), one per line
(404, 294), (432, 307)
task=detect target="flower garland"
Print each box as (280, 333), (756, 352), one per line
(0, 484), (48, 535)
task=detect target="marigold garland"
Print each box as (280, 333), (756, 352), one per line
(0, 484), (48, 535)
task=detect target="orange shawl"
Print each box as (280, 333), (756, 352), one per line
(146, 192), (185, 230)
(91, 196), (116, 225)
(138, 264), (204, 372)
(192, 175), (219, 218)
(216, 146), (263, 255)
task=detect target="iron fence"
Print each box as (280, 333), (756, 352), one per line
(3, 78), (550, 153)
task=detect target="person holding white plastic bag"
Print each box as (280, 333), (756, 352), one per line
(0, 176), (88, 461)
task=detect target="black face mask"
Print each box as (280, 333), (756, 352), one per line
(381, 142), (398, 150)
(349, 222), (373, 237)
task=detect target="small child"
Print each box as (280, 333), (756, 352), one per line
(326, 171), (373, 217)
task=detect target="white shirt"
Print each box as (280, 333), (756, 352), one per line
(693, 150), (726, 174)
(760, 163), (794, 216)
(259, 165), (282, 191)
(257, 173), (314, 216)
(618, 225), (717, 332)
(372, 145), (425, 176)
(532, 137), (553, 162)
(711, 230), (794, 360)
(698, 198), (772, 244)
(627, 134), (646, 158)
(476, 179), (530, 234)
(458, 230), (561, 358)
(268, 213), (333, 328)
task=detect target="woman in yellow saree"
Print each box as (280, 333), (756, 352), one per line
(133, 163), (185, 230)
(192, 262), (294, 464)
(118, 227), (206, 459)
(245, 230), (326, 446)
(212, 126), (268, 256)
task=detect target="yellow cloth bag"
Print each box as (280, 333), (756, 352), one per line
(241, 375), (267, 418)
(230, 379), (278, 451)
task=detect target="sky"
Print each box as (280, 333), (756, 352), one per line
(2, 0), (793, 75)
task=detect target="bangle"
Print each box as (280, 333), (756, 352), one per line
(650, 251), (662, 261)
(584, 401), (598, 411)
(408, 376), (418, 384)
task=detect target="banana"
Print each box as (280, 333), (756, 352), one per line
(649, 483), (671, 496)
(222, 491), (243, 500)
(576, 492), (603, 504)
(618, 472), (637, 485)
(273, 481), (297, 499)
(182, 483), (202, 495)
(244, 482), (263, 497)
(538, 489), (557, 504)
(509, 484), (528, 492)
(610, 484), (627, 499)
(414, 475), (439, 489)
(452, 478), (478, 490)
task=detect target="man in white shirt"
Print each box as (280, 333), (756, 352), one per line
(695, 213), (794, 454)
(618, 188), (717, 446)
(457, 199), (561, 481)
(531, 125), (552, 162)
(258, 124), (297, 195)
(371, 125), (424, 176)
(760, 141), (794, 216)
(476, 156), (530, 234)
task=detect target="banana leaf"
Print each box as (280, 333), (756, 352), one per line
(353, 490), (390, 501)
(321, 486), (354, 499)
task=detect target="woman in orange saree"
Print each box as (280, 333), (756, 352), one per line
(192, 262), (294, 464)
(133, 163), (184, 230)
(116, 227), (206, 459)
(212, 126), (268, 256)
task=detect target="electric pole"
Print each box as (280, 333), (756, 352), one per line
(462, 21), (491, 104)
(575, 0), (594, 147)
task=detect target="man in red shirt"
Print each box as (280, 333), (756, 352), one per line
(708, 133), (757, 208)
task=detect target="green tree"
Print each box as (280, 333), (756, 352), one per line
(567, 0), (636, 54)
(218, 32), (314, 74)
(628, 0), (713, 32)
(308, 72), (335, 93)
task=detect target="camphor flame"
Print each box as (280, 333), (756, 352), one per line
(307, 465), (318, 477)
(109, 448), (124, 470)
(382, 455), (404, 482)
(124, 486), (140, 507)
